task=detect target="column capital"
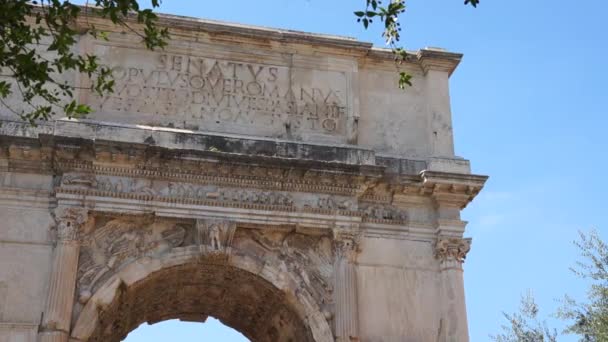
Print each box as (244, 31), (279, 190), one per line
(54, 207), (89, 242)
(332, 228), (361, 261)
(435, 237), (471, 264)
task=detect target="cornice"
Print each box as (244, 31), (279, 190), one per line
(418, 170), (488, 209)
(61, 6), (462, 70)
(417, 48), (463, 76)
(0, 120), (488, 210)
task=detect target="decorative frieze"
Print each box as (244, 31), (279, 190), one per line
(96, 176), (295, 206)
(359, 203), (408, 224)
(54, 160), (362, 196)
(317, 196), (355, 211)
(60, 172), (97, 188)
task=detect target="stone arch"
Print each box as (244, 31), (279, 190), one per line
(70, 247), (334, 342)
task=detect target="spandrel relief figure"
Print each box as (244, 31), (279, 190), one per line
(209, 223), (222, 251)
(77, 217), (185, 303)
(237, 228), (334, 307)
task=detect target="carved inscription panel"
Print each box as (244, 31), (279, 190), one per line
(86, 44), (351, 140)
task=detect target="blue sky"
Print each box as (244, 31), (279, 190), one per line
(120, 0), (608, 340)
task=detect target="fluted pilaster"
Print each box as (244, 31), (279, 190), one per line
(435, 237), (471, 342)
(39, 208), (88, 342)
(333, 229), (360, 342)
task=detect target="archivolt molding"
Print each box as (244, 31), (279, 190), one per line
(72, 253), (334, 342)
(72, 213), (338, 341)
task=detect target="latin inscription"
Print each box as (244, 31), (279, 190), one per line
(91, 51), (349, 134)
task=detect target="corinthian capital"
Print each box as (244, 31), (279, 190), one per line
(54, 207), (89, 242)
(333, 228), (361, 261)
(435, 237), (471, 263)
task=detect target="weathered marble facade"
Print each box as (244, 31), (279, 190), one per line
(0, 11), (487, 342)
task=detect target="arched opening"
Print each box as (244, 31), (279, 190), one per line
(123, 318), (248, 341)
(83, 263), (315, 342)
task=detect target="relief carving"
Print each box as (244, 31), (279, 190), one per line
(234, 228), (334, 310)
(219, 189), (294, 206)
(317, 196), (355, 211)
(77, 216), (187, 303)
(95, 176), (295, 207)
(195, 219), (236, 253)
(97, 177), (157, 196)
(54, 207), (89, 242)
(359, 203), (408, 223)
(332, 228), (361, 262)
(61, 172), (97, 188)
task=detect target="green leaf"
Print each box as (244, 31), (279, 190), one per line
(398, 72), (412, 89)
(0, 81), (12, 97)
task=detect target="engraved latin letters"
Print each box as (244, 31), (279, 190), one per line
(93, 52), (348, 134)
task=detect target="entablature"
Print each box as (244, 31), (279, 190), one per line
(0, 119), (487, 235)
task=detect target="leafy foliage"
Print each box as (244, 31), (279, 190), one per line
(556, 230), (608, 341)
(355, 0), (479, 88)
(491, 292), (558, 342)
(494, 230), (608, 341)
(0, 0), (168, 123)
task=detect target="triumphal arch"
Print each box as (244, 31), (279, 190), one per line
(0, 11), (487, 342)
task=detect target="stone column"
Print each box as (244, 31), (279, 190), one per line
(435, 237), (471, 342)
(333, 230), (360, 342)
(38, 208), (88, 342)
